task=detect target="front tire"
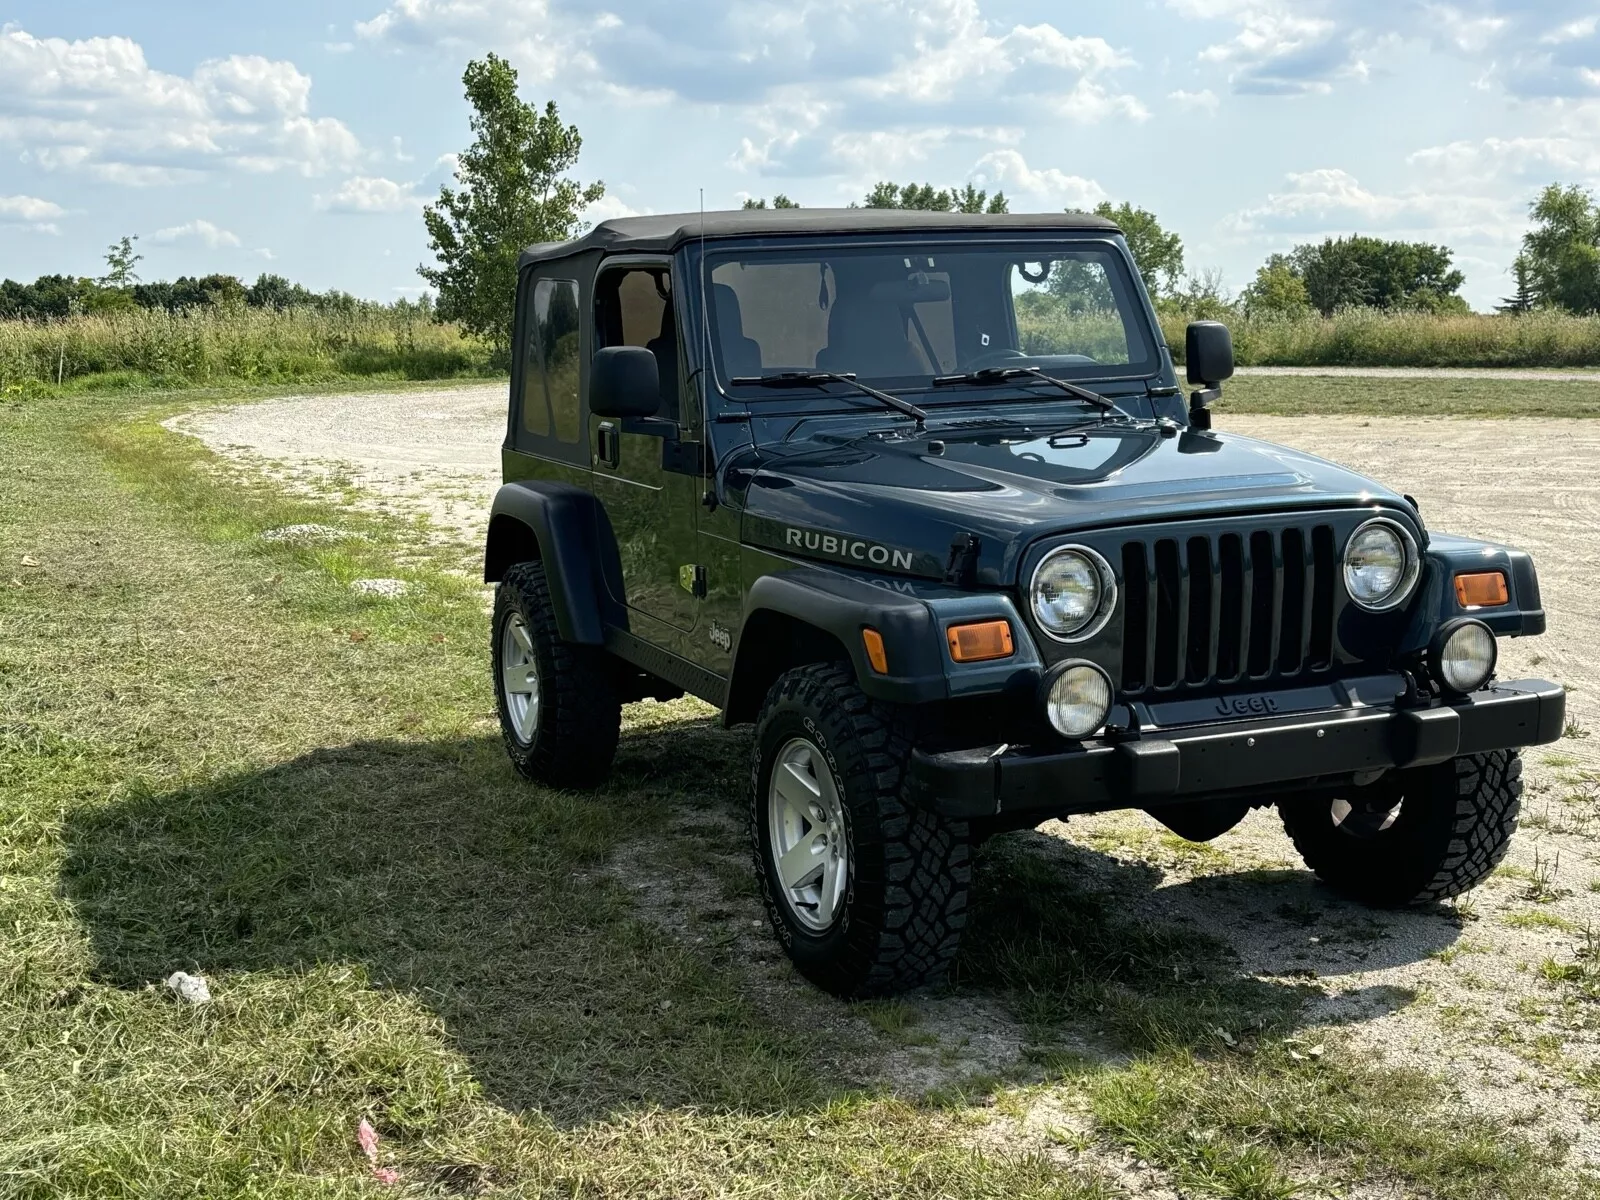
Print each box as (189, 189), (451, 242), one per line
(492, 561), (620, 789)
(1279, 750), (1523, 907)
(751, 664), (971, 997)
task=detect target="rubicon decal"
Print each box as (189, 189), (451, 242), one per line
(785, 527), (915, 571)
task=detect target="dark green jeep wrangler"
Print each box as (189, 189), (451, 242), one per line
(484, 208), (1564, 997)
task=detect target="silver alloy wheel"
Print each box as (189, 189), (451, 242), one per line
(500, 613), (541, 744)
(767, 737), (849, 932)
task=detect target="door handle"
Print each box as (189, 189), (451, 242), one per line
(597, 421), (620, 468)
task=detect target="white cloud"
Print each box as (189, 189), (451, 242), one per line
(1168, 88), (1221, 112)
(1409, 134), (1600, 184)
(0, 194), (66, 227)
(316, 175), (423, 213)
(1224, 167), (1516, 244)
(585, 194), (647, 221)
(1424, 4), (1506, 54)
(0, 28), (362, 184)
(153, 219), (242, 248)
(1543, 16), (1598, 44)
(971, 149), (1107, 210)
(356, 0), (1149, 178)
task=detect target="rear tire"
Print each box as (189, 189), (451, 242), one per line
(751, 663), (971, 997)
(1279, 750), (1522, 907)
(492, 561), (620, 790)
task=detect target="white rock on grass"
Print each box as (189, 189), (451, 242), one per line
(165, 971), (212, 1005)
(260, 524), (360, 545)
(350, 578), (410, 598)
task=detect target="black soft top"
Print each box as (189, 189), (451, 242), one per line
(517, 207), (1122, 269)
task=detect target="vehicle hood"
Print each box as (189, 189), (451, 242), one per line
(732, 419), (1409, 585)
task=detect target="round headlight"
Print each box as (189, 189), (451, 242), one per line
(1431, 620), (1497, 694)
(1042, 662), (1113, 739)
(1343, 518), (1420, 611)
(1031, 546), (1116, 642)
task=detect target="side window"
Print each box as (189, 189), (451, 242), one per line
(541, 280), (583, 443)
(519, 277), (584, 450)
(521, 280), (551, 437)
(596, 266), (677, 421)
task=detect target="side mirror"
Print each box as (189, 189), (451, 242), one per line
(1184, 321), (1234, 431)
(589, 346), (660, 419)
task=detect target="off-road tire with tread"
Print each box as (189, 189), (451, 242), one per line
(493, 561), (620, 790)
(751, 663), (971, 997)
(1279, 750), (1523, 907)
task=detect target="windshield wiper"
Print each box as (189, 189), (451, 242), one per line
(730, 371), (927, 428)
(931, 366), (1127, 418)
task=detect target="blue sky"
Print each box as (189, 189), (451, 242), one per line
(3, 0), (1597, 309)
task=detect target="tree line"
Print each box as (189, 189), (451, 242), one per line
(1, 235), (429, 321)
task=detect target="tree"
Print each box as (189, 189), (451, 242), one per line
(100, 236), (143, 287)
(863, 182), (1008, 214)
(1087, 202), (1184, 298)
(1497, 254), (1537, 315)
(1241, 254), (1311, 316)
(1519, 184), (1600, 315)
(1286, 236), (1467, 316)
(420, 54), (604, 353)
(742, 194), (799, 209)
(246, 273), (317, 311)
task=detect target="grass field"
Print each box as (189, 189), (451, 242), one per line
(0, 308), (499, 396)
(1220, 372), (1600, 418)
(1157, 308), (1600, 369)
(2, 385), (1596, 1197)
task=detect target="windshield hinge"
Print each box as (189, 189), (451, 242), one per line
(944, 533), (982, 589)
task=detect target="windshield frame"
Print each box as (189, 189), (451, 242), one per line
(678, 230), (1169, 416)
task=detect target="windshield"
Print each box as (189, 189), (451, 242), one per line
(703, 239), (1158, 394)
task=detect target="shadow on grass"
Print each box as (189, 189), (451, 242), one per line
(59, 713), (1457, 1125)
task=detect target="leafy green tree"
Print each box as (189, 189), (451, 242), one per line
(1086, 202), (1184, 298)
(100, 236), (143, 287)
(1291, 236), (1466, 315)
(742, 194), (799, 209)
(863, 182), (1008, 213)
(1241, 254), (1311, 316)
(246, 273), (318, 311)
(420, 54), (604, 353)
(1519, 184), (1600, 315)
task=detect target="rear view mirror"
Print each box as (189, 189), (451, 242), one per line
(1185, 321), (1234, 387)
(1184, 321), (1234, 431)
(590, 346), (660, 419)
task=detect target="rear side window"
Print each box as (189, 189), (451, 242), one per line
(522, 278), (583, 445)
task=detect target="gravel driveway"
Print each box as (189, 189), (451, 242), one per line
(172, 384), (1600, 1158)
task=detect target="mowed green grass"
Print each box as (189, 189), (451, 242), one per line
(1220, 372), (1600, 418)
(1, 385), (1592, 1197)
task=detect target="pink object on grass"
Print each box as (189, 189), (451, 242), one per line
(357, 1118), (399, 1185)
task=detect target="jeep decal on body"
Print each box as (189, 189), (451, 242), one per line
(740, 516), (941, 578)
(785, 526), (914, 571)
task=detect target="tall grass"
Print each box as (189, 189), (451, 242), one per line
(1153, 307), (1600, 368)
(0, 306), (499, 394)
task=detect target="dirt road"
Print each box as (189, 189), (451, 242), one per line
(173, 386), (1600, 1160)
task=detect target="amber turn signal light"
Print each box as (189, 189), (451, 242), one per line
(947, 620), (1015, 663)
(1454, 571), (1509, 609)
(861, 628), (889, 674)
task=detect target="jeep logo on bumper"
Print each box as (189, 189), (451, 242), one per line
(1216, 694), (1280, 717)
(785, 527), (915, 571)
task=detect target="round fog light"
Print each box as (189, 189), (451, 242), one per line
(1431, 620), (1497, 694)
(1043, 662), (1113, 739)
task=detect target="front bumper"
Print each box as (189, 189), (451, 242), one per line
(908, 678), (1566, 819)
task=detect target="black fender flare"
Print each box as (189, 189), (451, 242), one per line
(483, 482), (626, 645)
(1398, 533), (1546, 655)
(726, 570), (951, 721)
